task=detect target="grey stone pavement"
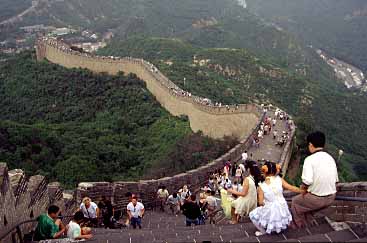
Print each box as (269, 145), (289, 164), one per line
(247, 111), (289, 163)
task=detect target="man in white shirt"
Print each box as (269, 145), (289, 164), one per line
(291, 131), (338, 228)
(127, 197), (145, 229)
(79, 197), (99, 226)
(67, 211), (93, 240)
(167, 193), (181, 214)
(238, 163), (246, 176)
(241, 151), (248, 162)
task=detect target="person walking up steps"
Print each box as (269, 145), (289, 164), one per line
(127, 197), (145, 229)
(249, 162), (304, 236)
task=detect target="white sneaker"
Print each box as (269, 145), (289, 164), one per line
(255, 231), (265, 237)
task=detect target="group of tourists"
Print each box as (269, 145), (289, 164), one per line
(33, 193), (147, 241)
(219, 131), (338, 236)
(44, 37), (250, 114)
(33, 131), (338, 239)
(33, 205), (93, 241)
(251, 106), (294, 149)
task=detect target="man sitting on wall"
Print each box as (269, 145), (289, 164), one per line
(291, 131), (339, 228)
(33, 205), (66, 241)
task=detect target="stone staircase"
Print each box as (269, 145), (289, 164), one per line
(2, 162), (367, 243)
(82, 211), (365, 243)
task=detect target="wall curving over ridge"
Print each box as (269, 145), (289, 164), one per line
(36, 39), (261, 140)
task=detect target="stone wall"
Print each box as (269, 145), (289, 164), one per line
(36, 39), (261, 140)
(35, 38), (297, 210)
(0, 163), (76, 243)
(279, 127), (296, 177)
(328, 183), (367, 223)
(283, 182), (367, 224)
(76, 112), (266, 210)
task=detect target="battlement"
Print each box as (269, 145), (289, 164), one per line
(1, 161), (366, 243)
(0, 163), (77, 242)
(36, 38), (262, 140)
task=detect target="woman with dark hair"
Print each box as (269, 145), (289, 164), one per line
(224, 160), (260, 224)
(249, 161), (303, 236)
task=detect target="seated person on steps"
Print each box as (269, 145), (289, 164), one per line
(249, 162), (304, 236)
(33, 205), (66, 241)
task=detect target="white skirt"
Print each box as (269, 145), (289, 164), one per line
(249, 201), (292, 234)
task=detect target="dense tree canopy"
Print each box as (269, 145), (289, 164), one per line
(0, 52), (237, 188)
(100, 37), (366, 182)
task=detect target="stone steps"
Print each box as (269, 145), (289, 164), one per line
(85, 211), (362, 243)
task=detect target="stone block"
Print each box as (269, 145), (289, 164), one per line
(355, 191), (367, 198)
(355, 206), (367, 217)
(337, 191), (356, 197)
(343, 214), (365, 223)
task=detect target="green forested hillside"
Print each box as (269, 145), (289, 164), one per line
(2, 0), (366, 184)
(99, 37), (367, 181)
(0, 52), (236, 188)
(13, 0), (304, 69)
(246, 0), (367, 72)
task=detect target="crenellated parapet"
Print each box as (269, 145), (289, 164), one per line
(36, 38), (262, 140)
(0, 163), (77, 243)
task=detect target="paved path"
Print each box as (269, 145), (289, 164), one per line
(247, 111), (289, 163)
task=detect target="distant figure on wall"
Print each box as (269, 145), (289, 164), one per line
(291, 131), (339, 228)
(33, 205), (66, 241)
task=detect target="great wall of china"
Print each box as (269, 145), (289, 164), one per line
(2, 38), (366, 242)
(36, 38), (261, 140)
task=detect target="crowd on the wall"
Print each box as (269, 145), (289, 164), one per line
(40, 37), (255, 114)
(33, 38), (336, 240)
(33, 131), (338, 240)
(249, 106), (294, 149)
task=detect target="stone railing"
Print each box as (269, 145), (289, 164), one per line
(1, 39), (301, 240)
(279, 122), (296, 176)
(37, 38), (262, 117)
(0, 163), (77, 243)
(35, 37), (296, 207)
(36, 38), (263, 140)
(76, 111), (267, 210)
(329, 182), (367, 223)
(284, 182), (367, 224)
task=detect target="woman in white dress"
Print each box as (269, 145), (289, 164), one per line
(249, 162), (304, 236)
(225, 160), (262, 224)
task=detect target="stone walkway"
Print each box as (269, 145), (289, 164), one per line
(247, 111), (289, 163)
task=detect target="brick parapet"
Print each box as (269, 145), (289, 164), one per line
(74, 112), (266, 209)
(37, 38), (262, 117)
(0, 163), (77, 242)
(36, 38), (264, 140)
(284, 182), (367, 224)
